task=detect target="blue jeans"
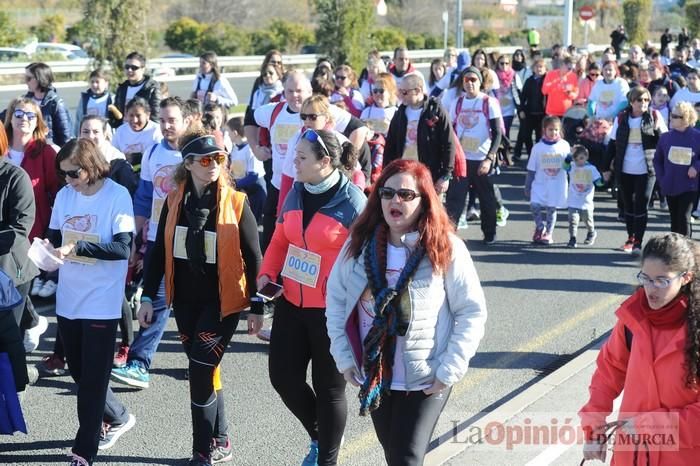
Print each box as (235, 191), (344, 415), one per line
(128, 241), (170, 370)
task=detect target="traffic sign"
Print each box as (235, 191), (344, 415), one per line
(579, 5), (595, 21)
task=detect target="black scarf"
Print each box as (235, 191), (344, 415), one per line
(182, 180), (216, 274)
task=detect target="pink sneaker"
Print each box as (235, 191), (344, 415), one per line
(113, 345), (129, 368)
(532, 228), (543, 243)
(539, 231), (554, 244)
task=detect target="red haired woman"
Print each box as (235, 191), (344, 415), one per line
(326, 159), (488, 466)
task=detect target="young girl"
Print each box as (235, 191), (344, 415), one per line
(227, 116), (266, 223)
(580, 233), (700, 465)
(111, 97), (162, 172)
(525, 116), (570, 244)
(564, 145), (603, 248)
(359, 72), (398, 138)
(651, 86), (671, 127)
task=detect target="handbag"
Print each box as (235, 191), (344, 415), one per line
(0, 352), (27, 434)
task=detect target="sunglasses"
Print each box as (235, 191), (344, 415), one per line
(399, 88), (419, 96)
(372, 88), (385, 94)
(589, 72), (600, 77)
(59, 168), (82, 179)
(13, 109), (36, 120)
(303, 129), (330, 157)
(335, 75), (348, 80)
(124, 64), (142, 71)
(378, 187), (421, 202)
(300, 113), (321, 121)
(263, 71), (276, 76)
(194, 154), (227, 167)
(671, 113), (684, 119)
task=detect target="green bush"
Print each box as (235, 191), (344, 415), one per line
(201, 23), (251, 56)
(467, 30), (500, 49)
(164, 17), (206, 55)
(623, 0), (652, 45)
(250, 30), (279, 56)
(0, 12), (26, 47)
(406, 34), (425, 50)
(268, 20), (314, 54)
(31, 14), (66, 43)
(687, 2), (700, 38)
(369, 27), (406, 51)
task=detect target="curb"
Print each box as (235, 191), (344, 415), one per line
(425, 345), (601, 465)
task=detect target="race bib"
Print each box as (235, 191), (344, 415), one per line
(668, 146), (693, 166)
(272, 124), (298, 145)
(281, 244), (322, 288)
(572, 169), (593, 185)
(460, 136), (480, 153)
(152, 198), (165, 223)
(628, 128), (642, 145)
(173, 226), (216, 264)
(230, 159), (247, 178)
(499, 95), (512, 108)
(600, 91), (614, 104)
(366, 118), (389, 134)
(62, 230), (100, 265)
(541, 153), (563, 176)
(403, 144), (419, 161)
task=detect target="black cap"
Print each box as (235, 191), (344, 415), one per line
(181, 135), (224, 159)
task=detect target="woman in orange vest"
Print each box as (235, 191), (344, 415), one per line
(137, 128), (264, 466)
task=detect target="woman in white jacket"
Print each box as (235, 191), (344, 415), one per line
(326, 159), (487, 466)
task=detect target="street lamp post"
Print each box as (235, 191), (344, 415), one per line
(456, 0), (463, 48)
(442, 10), (449, 49)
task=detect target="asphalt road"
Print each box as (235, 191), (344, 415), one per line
(1, 161), (658, 466)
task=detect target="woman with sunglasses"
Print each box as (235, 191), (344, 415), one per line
(138, 129), (264, 466)
(604, 86), (667, 255)
(258, 128), (366, 466)
(23, 62), (73, 147)
(653, 102), (700, 236)
(243, 50), (284, 133)
(249, 62), (284, 113)
(360, 72), (398, 138)
(587, 61), (630, 121)
(580, 233), (700, 466)
(576, 63), (601, 107)
(494, 54), (520, 146)
(3, 97), (59, 347)
(45, 138), (136, 466)
(114, 52), (161, 127)
(326, 159), (487, 466)
(647, 62), (680, 101)
(331, 64), (365, 118)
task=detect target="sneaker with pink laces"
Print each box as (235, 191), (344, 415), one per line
(69, 453), (90, 466)
(37, 353), (66, 376)
(113, 345), (129, 368)
(621, 236), (635, 253)
(539, 231), (554, 245)
(532, 228), (543, 243)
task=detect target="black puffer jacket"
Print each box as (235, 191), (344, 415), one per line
(114, 76), (161, 127)
(28, 88), (73, 147)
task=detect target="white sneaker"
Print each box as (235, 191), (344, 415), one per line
(37, 279), (57, 298)
(30, 278), (44, 296)
(257, 328), (271, 342)
(23, 315), (48, 353)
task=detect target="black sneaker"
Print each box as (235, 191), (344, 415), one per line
(211, 438), (232, 464)
(483, 234), (496, 245)
(189, 452), (213, 466)
(98, 414), (136, 450)
(584, 231), (597, 245)
(567, 237), (577, 248)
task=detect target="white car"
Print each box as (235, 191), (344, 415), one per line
(32, 42), (89, 61)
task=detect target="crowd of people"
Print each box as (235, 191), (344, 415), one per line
(1, 27), (700, 466)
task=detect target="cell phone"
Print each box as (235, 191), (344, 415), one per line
(256, 282), (283, 302)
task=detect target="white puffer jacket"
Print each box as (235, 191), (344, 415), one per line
(325, 233), (487, 389)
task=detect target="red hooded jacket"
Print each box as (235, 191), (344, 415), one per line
(19, 140), (59, 240)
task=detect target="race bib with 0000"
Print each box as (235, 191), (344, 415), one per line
(281, 244), (322, 288)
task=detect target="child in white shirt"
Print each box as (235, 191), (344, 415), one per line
(111, 97), (162, 174)
(525, 116), (570, 244)
(564, 145), (604, 248)
(227, 116), (266, 223)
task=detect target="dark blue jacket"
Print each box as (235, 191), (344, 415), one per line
(28, 88), (73, 147)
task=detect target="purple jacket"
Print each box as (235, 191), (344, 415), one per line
(653, 128), (700, 196)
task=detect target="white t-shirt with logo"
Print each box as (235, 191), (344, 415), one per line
(112, 120), (163, 155)
(449, 93), (502, 161)
(527, 139), (570, 208)
(357, 243), (429, 391)
(360, 105), (397, 137)
(49, 179), (135, 320)
(86, 93), (110, 118)
(403, 106), (422, 161)
(100, 143), (126, 163)
(254, 102), (352, 189)
(229, 143), (265, 181)
(140, 141), (181, 242)
(588, 78), (630, 120)
(568, 163), (602, 210)
(670, 87), (700, 110)
(7, 148), (24, 166)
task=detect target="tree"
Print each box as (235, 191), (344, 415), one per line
(164, 17), (206, 55)
(622, 0), (652, 45)
(686, 2), (700, 39)
(0, 12), (26, 47)
(369, 27), (406, 51)
(268, 20), (315, 54)
(31, 14), (66, 42)
(81, 0), (151, 84)
(201, 23), (252, 57)
(314, 0), (374, 70)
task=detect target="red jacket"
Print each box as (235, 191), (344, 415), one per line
(580, 289), (700, 465)
(542, 69), (579, 117)
(20, 140), (59, 240)
(259, 176), (366, 308)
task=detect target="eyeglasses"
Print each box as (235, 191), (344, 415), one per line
(194, 154), (227, 167)
(303, 129), (330, 157)
(636, 271), (686, 289)
(378, 187), (421, 202)
(263, 71), (276, 77)
(671, 113), (684, 119)
(300, 113), (321, 121)
(335, 75), (348, 81)
(13, 109), (36, 120)
(399, 88), (420, 96)
(372, 88), (385, 94)
(635, 97), (650, 103)
(124, 64), (142, 72)
(589, 72), (600, 77)
(59, 168), (82, 179)
(463, 76), (480, 83)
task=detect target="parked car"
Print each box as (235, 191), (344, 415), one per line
(0, 48), (31, 62)
(32, 43), (89, 60)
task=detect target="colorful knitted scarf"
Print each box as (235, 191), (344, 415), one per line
(358, 226), (425, 416)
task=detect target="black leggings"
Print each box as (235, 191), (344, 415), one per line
(620, 173), (655, 243)
(261, 185), (279, 254)
(58, 316), (129, 463)
(445, 160), (498, 237)
(173, 300), (240, 456)
(370, 388), (451, 466)
(667, 191), (696, 237)
(5, 281), (29, 391)
(268, 298), (347, 466)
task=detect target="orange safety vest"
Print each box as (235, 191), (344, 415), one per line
(163, 178), (250, 319)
